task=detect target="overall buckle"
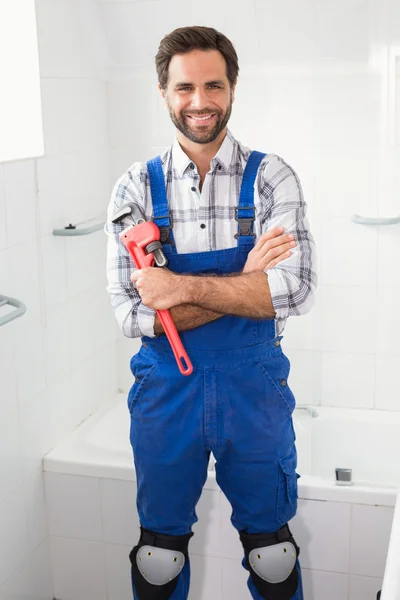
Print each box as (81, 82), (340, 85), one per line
(234, 206), (256, 239)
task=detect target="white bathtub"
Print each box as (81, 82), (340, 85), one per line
(44, 395), (400, 600)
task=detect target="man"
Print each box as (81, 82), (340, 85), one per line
(105, 25), (317, 600)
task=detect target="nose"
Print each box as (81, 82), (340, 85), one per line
(190, 87), (209, 111)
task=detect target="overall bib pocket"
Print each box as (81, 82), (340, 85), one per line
(276, 444), (299, 526)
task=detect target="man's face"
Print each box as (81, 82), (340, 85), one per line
(160, 49), (235, 145)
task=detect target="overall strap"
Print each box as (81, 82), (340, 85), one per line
(146, 156), (176, 254)
(235, 150), (267, 247)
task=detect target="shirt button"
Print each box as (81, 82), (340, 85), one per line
(191, 186), (196, 192)
(281, 380), (287, 387)
(200, 223), (206, 229)
(218, 165), (222, 170)
(189, 163), (194, 169)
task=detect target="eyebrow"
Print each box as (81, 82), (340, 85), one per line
(174, 80), (225, 88)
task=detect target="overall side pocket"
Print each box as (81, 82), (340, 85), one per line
(276, 444), (300, 526)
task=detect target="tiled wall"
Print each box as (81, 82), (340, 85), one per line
(102, 0), (400, 413)
(0, 1), (117, 598)
(44, 471), (394, 600)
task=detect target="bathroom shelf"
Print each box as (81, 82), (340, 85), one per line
(0, 295), (27, 327)
(351, 214), (400, 226)
(53, 217), (104, 236)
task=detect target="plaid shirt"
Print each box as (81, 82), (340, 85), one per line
(105, 129), (317, 339)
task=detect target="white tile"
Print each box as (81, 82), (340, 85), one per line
(377, 287), (400, 355)
(350, 504), (394, 578)
(302, 568), (349, 600)
(314, 149), (379, 219)
(315, 0), (375, 60)
(40, 234), (68, 312)
(65, 232), (107, 300)
(377, 227), (400, 287)
(45, 473), (102, 541)
(320, 286), (377, 353)
(0, 167), (8, 251)
(0, 538), (53, 600)
(0, 325), (18, 416)
(286, 350), (321, 406)
(105, 543), (132, 600)
(219, 493), (244, 560)
(314, 74), (381, 149)
(108, 80), (158, 148)
(40, 79), (108, 156)
(222, 557), (249, 600)
(254, 0), (315, 62)
(35, 0), (107, 79)
(19, 389), (52, 552)
(3, 160), (37, 248)
(0, 493), (28, 585)
(90, 342), (118, 414)
(282, 305), (321, 352)
(51, 537), (107, 600)
(6, 240), (42, 319)
(12, 314), (46, 408)
(189, 554), (223, 600)
(100, 479), (139, 546)
(0, 402), (23, 505)
(290, 499), (351, 572)
(349, 574), (383, 600)
(37, 150), (109, 236)
(320, 217), (378, 286)
(192, 489), (222, 558)
(67, 294), (95, 371)
(43, 303), (71, 385)
(320, 352), (374, 409)
(375, 355), (400, 411)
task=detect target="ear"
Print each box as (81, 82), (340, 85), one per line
(158, 82), (167, 103)
(231, 82), (237, 103)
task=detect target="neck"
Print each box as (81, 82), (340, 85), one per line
(176, 128), (227, 171)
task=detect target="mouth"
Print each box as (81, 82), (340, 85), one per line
(185, 113), (217, 124)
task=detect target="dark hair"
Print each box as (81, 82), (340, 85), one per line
(155, 26), (239, 90)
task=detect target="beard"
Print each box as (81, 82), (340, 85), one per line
(166, 93), (233, 144)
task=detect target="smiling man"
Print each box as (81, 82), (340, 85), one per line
(105, 26), (317, 600)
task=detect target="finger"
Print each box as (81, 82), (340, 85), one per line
(265, 250), (292, 270)
(253, 227), (285, 251)
(259, 234), (295, 255)
(130, 271), (139, 282)
(266, 241), (296, 260)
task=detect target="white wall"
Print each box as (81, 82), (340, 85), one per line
(0, 1), (117, 598)
(103, 0), (400, 412)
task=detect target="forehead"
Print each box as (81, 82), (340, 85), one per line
(168, 49), (228, 84)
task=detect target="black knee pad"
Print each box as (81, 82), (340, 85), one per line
(240, 524), (300, 600)
(129, 527), (193, 600)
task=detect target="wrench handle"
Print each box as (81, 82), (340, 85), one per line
(156, 309), (193, 376)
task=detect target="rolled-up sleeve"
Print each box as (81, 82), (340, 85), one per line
(105, 168), (156, 339)
(259, 156), (317, 324)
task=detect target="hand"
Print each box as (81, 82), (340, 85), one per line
(130, 267), (185, 310)
(243, 227), (296, 274)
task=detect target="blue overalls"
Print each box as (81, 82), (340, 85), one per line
(128, 151), (303, 600)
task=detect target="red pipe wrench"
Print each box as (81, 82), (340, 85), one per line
(112, 203), (193, 376)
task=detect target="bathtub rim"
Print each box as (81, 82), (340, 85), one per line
(43, 394), (398, 508)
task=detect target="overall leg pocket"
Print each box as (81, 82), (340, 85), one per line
(256, 353), (296, 418)
(128, 358), (158, 414)
(276, 444), (300, 526)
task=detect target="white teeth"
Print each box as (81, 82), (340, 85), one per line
(190, 114), (214, 121)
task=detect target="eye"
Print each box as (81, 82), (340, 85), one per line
(178, 86), (192, 92)
(208, 84), (221, 89)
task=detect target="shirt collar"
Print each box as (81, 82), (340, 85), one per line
(171, 128), (236, 176)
